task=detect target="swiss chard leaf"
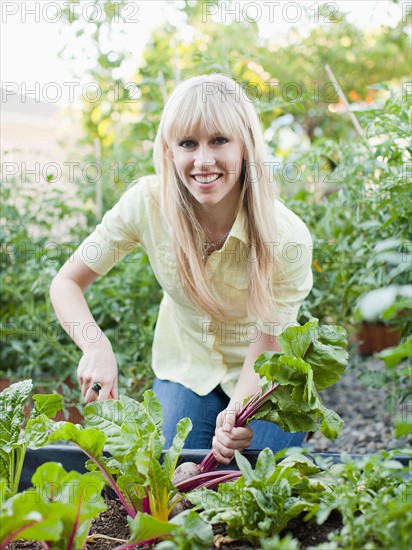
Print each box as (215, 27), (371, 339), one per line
(116, 474), (147, 514)
(0, 381), (65, 497)
(25, 415), (65, 448)
(252, 318), (347, 438)
(0, 380), (32, 453)
(31, 462), (107, 550)
(148, 459), (170, 522)
(45, 391), (192, 522)
(277, 319), (317, 358)
(47, 422), (107, 459)
(0, 462), (106, 549)
(84, 394), (165, 463)
(0, 452), (10, 494)
(163, 417), (193, 481)
(0, 489), (65, 546)
(142, 389), (164, 432)
(124, 511), (177, 545)
(304, 331), (348, 390)
(156, 510), (214, 549)
(30, 393), (64, 420)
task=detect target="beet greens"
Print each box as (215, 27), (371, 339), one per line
(199, 318), (348, 473)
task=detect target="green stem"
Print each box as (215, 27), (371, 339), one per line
(9, 445), (15, 494)
(12, 444), (27, 496)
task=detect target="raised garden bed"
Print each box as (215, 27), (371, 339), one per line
(21, 444), (405, 491)
(9, 445), (410, 550)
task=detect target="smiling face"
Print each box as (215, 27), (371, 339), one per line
(169, 129), (245, 210)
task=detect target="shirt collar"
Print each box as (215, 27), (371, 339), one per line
(229, 205), (248, 244)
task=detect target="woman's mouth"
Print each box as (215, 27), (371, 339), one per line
(191, 174), (222, 184)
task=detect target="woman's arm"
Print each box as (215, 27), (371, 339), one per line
(212, 330), (281, 464)
(229, 330), (282, 411)
(50, 251), (118, 402)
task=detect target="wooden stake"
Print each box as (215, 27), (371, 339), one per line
(325, 63), (367, 140)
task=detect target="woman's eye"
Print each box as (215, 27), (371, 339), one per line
(178, 137), (228, 148)
(179, 140), (195, 148)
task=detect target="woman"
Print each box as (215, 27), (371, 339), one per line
(50, 73), (313, 465)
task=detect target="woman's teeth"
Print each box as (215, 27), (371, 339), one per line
(192, 174), (221, 183)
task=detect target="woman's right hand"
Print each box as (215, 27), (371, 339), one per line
(77, 338), (119, 403)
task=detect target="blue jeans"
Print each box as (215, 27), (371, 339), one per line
(152, 378), (306, 450)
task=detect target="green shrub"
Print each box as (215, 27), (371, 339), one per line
(283, 87), (411, 333)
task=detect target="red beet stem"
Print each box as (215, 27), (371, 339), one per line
(176, 470), (240, 492)
(199, 383), (280, 473)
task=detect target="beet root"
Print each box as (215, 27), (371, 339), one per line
(168, 495), (193, 519)
(171, 462), (200, 485)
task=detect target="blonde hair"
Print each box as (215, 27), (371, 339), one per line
(153, 73), (278, 322)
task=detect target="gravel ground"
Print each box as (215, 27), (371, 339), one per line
(305, 356), (411, 454)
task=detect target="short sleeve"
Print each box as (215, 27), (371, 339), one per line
(255, 221), (313, 337)
(76, 180), (147, 275)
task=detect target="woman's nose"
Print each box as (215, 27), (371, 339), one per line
(193, 145), (215, 169)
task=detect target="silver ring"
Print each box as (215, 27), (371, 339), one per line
(91, 381), (102, 393)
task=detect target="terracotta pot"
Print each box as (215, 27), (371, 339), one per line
(356, 322), (401, 356)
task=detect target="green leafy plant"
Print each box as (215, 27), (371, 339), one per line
(308, 451), (412, 550)
(0, 175), (85, 386)
(114, 512), (177, 549)
(260, 533), (300, 550)
(100, 508), (214, 550)
(188, 449), (326, 546)
(285, 88), (411, 338)
(185, 448), (411, 549)
(1, 378), (410, 548)
(252, 319), (347, 435)
(38, 391), (193, 527)
(0, 380), (64, 497)
(357, 336), (412, 437)
(35, 390), (217, 546)
(142, 510), (213, 550)
(0, 381), (186, 548)
(0, 462), (107, 550)
(199, 318), (348, 473)
(0, 383), (193, 548)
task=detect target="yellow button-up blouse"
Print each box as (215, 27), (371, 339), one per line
(77, 175), (313, 397)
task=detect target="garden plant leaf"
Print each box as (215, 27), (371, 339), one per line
(253, 318), (348, 439)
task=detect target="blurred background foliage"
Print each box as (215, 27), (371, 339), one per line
(1, 0), (410, 407)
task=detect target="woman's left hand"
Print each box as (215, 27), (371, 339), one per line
(212, 409), (254, 465)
